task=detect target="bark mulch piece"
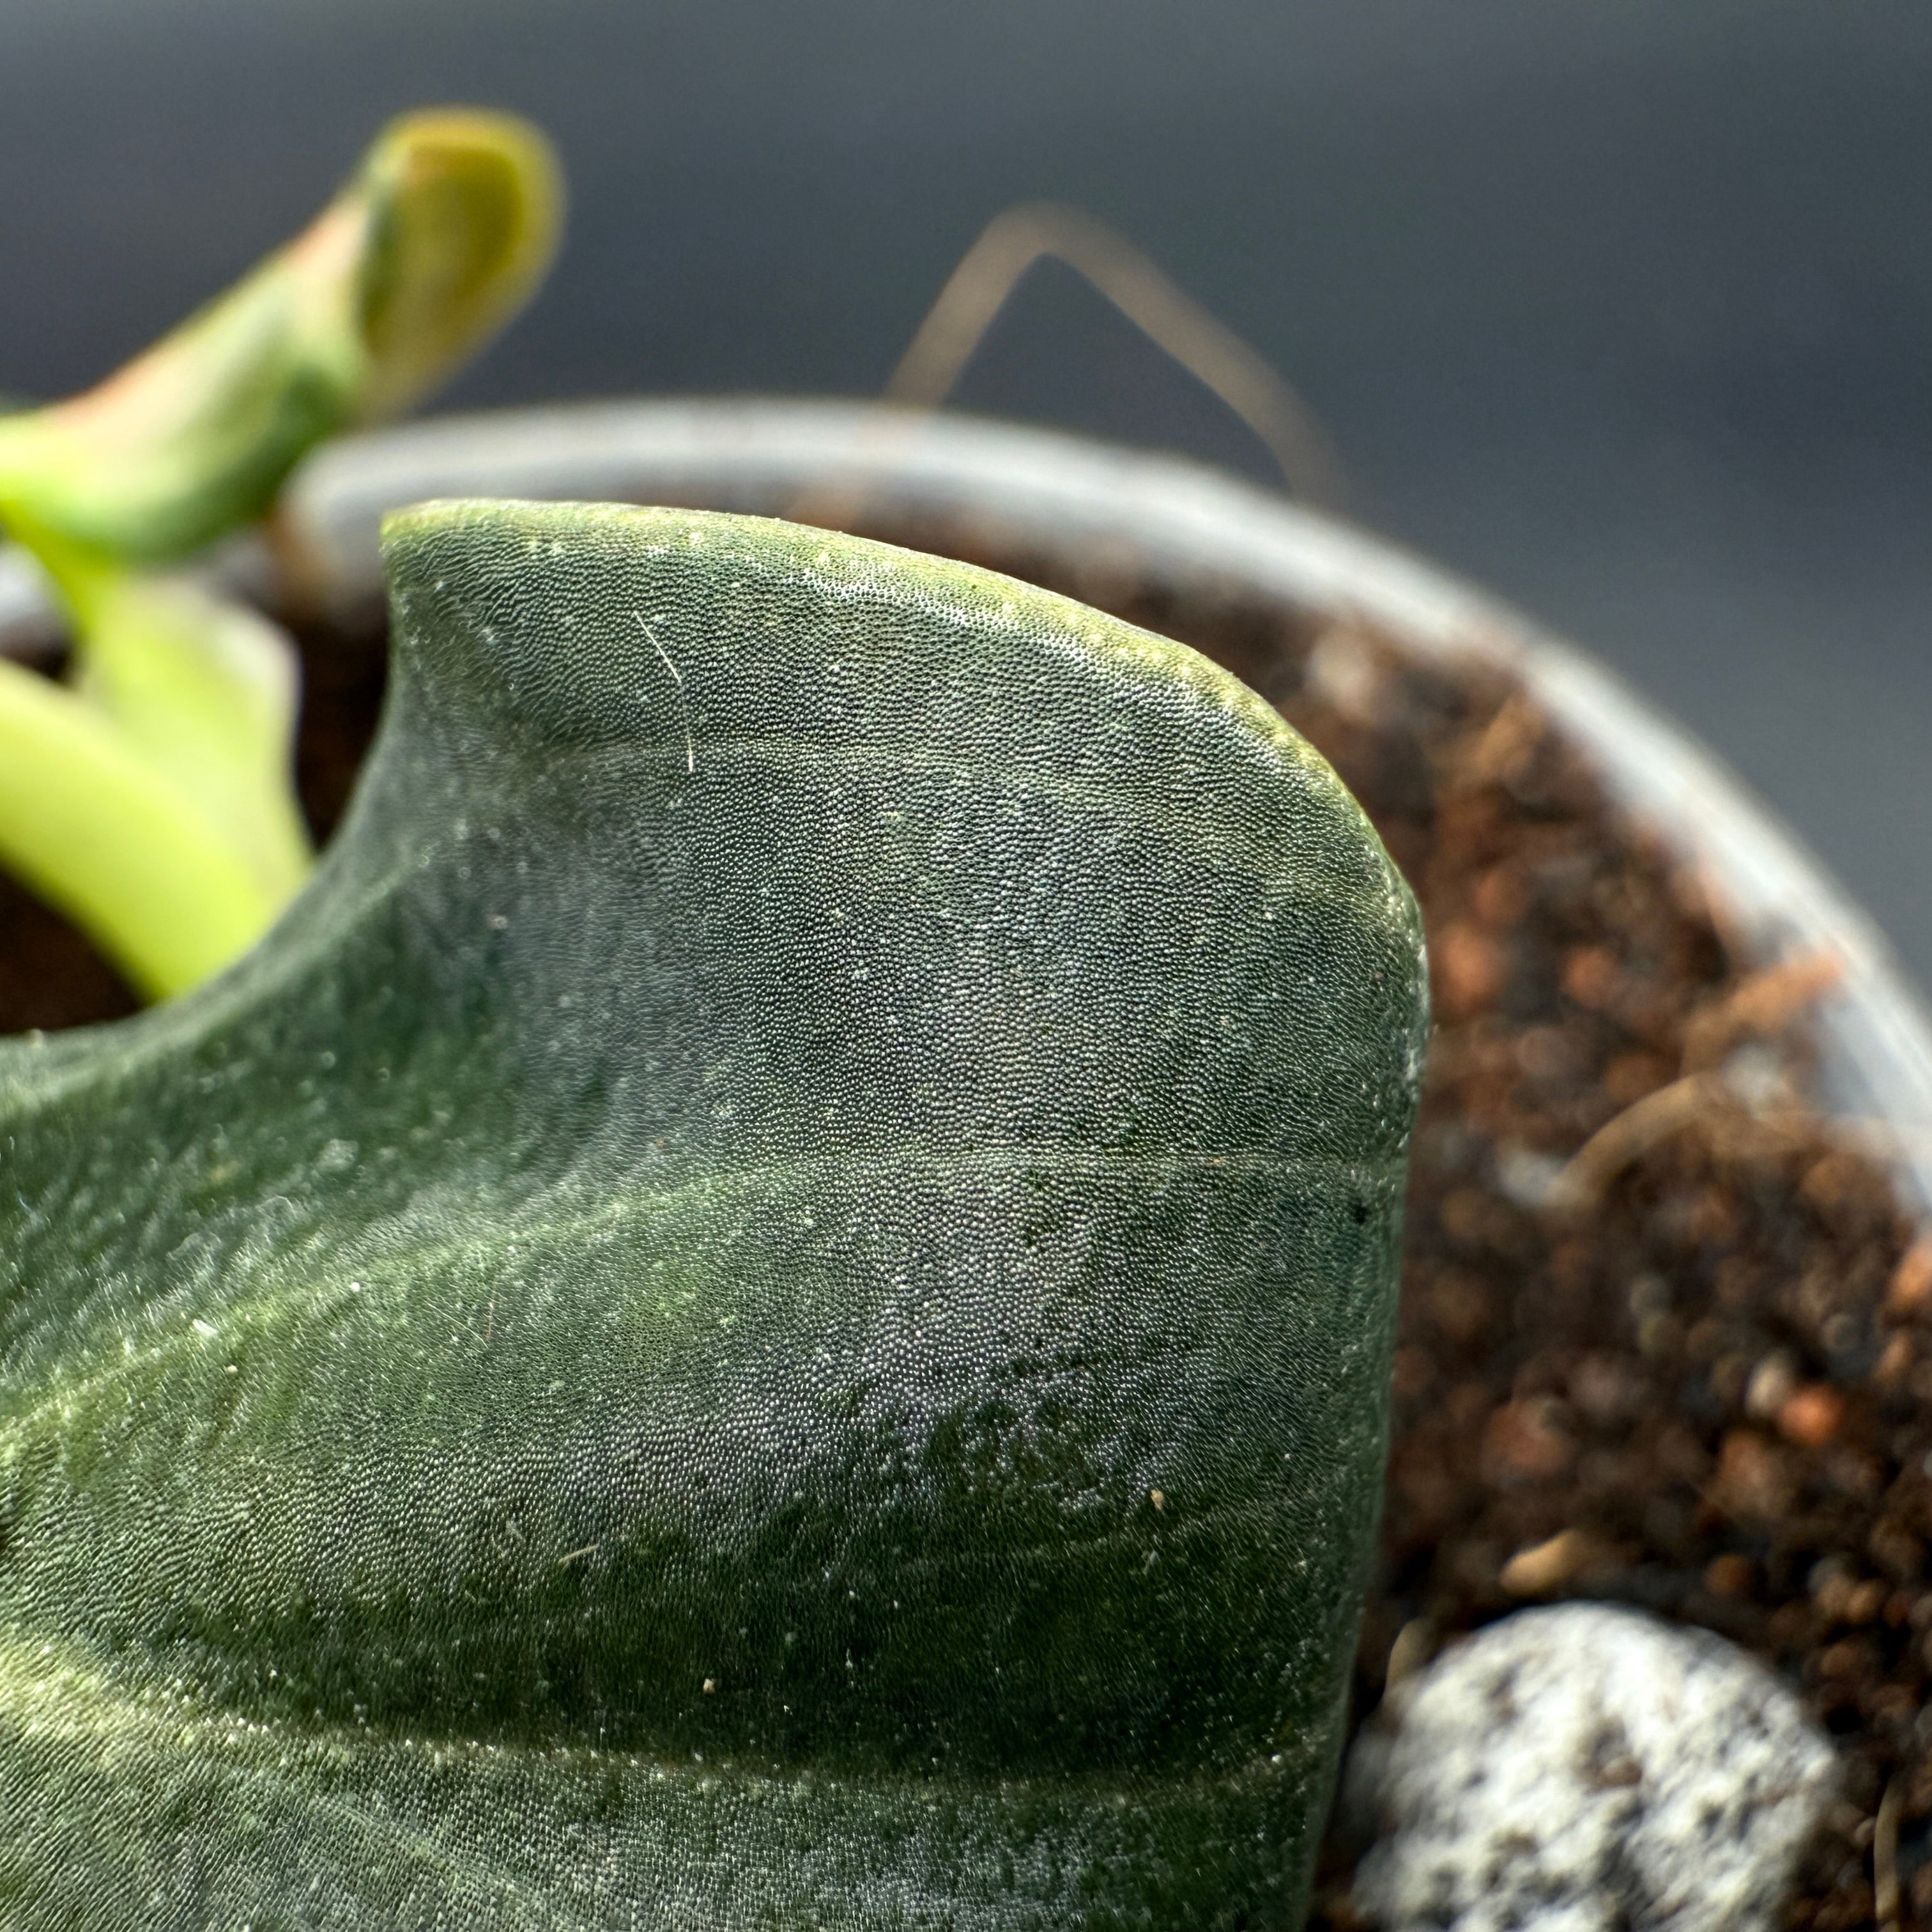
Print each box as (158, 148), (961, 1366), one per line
(4, 517), (1926, 1928)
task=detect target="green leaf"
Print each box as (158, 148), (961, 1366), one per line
(0, 505), (1427, 1928)
(351, 111), (566, 423)
(0, 111), (561, 571)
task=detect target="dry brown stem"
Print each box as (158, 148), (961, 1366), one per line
(1874, 1772), (1903, 1930)
(786, 202), (1345, 528)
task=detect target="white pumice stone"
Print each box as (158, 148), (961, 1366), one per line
(1344, 1601), (1837, 1932)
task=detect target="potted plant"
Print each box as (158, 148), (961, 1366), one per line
(5, 117), (1929, 1930)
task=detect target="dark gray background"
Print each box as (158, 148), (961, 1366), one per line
(6, 1), (1929, 988)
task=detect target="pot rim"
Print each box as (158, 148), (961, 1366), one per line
(7, 395), (1929, 1208)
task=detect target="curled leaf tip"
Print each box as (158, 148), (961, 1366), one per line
(0, 109), (563, 571)
(353, 109), (565, 422)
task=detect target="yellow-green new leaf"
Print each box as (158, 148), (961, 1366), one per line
(0, 110), (561, 569)
(353, 110), (565, 422)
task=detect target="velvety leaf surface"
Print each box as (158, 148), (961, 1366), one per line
(0, 503), (1427, 1929)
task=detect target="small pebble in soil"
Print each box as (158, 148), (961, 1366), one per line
(1343, 1602), (1836, 1932)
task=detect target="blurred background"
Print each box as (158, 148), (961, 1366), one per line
(5, 0), (1929, 983)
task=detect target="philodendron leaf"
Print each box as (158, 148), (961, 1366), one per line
(0, 505), (1427, 1928)
(0, 109), (556, 1003)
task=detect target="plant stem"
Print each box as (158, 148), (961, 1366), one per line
(0, 655), (282, 1000)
